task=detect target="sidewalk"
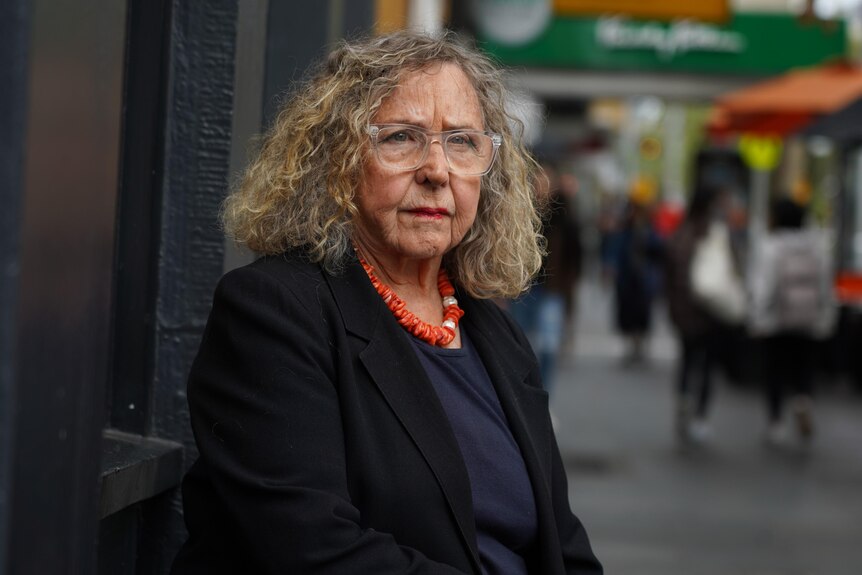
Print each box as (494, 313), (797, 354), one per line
(551, 274), (862, 575)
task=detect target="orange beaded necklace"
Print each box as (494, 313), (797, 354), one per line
(356, 250), (464, 347)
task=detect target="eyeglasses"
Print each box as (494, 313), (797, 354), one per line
(368, 124), (502, 176)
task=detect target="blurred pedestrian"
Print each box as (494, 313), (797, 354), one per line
(665, 184), (741, 444)
(608, 177), (663, 365)
(510, 163), (583, 393)
(597, 193), (622, 287)
(557, 171), (585, 326)
(748, 195), (836, 446)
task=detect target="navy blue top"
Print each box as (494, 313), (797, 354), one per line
(410, 328), (538, 575)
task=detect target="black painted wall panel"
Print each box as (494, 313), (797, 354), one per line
(8, 0), (127, 573)
(109, 0), (172, 436)
(0, 0), (29, 570)
(142, 0), (240, 570)
(262, 0), (377, 127)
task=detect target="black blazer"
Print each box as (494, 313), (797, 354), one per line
(171, 251), (601, 574)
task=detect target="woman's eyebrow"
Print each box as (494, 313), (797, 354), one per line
(378, 120), (423, 127)
(373, 118), (483, 131)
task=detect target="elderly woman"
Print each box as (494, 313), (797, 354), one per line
(171, 31), (601, 575)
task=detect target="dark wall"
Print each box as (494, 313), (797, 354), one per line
(132, 0), (241, 571)
(262, 0), (374, 126)
(5, 0), (127, 572)
(151, 0), (239, 460)
(109, 0), (171, 436)
(97, 0), (241, 570)
(0, 0), (29, 569)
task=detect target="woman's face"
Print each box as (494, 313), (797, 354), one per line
(354, 63), (484, 265)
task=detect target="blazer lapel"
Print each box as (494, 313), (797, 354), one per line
(325, 259), (482, 573)
(461, 297), (564, 572)
(460, 297), (553, 485)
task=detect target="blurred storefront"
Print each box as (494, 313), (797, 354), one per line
(803, 87), (862, 387)
(463, 0), (849, 258)
(705, 48), (862, 387)
(461, 0), (862, 385)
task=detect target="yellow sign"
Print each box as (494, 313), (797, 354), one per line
(738, 134), (783, 171)
(639, 136), (662, 161)
(554, 0), (730, 22)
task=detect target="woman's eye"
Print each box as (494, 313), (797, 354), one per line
(448, 133), (474, 147)
(382, 130), (418, 144)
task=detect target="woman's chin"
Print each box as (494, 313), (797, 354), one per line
(384, 239), (451, 263)
(400, 243), (447, 261)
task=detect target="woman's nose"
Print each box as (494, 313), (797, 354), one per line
(416, 140), (449, 186)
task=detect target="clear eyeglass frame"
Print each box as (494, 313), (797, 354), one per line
(367, 124), (502, 176)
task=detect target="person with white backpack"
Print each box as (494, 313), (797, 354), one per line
(748, 196), (837, 446)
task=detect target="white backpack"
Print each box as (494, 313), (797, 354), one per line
(771, 239), (823, 332)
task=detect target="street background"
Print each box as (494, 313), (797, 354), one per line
(555, 267), (862, 575)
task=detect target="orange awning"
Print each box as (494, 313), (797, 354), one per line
(709, 61), (862, 137)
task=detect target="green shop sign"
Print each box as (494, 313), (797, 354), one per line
(479, 14), (847, 74)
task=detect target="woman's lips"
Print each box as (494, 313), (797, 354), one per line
(408, 208), (449, 219)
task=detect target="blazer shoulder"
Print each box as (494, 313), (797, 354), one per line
(247, 251), (325, 284)
(218, 251), (329, 302)
(219, 251), (382, 343)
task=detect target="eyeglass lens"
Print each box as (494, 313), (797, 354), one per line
(373, 126), (497, 175)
